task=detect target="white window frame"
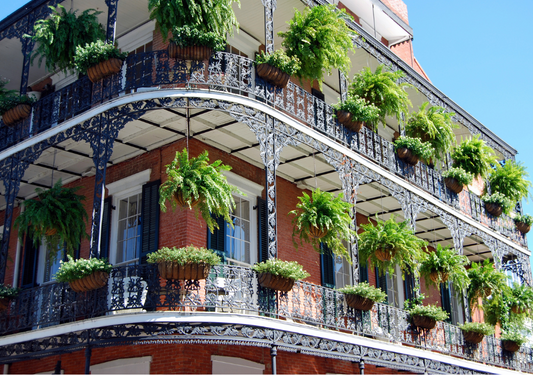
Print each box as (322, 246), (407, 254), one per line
(106, 169), (151, 266)
(212, 355), (264, 374)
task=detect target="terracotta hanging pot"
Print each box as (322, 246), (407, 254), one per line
(429, 271), (449, 284)
(173, 190), (201, 208)
(345, 294), (375, 311)
(375, 248), (396, 262)
(502, 340), (521, 352)
(2, 103), (31, 127)
(396, 147), (419, 166)
(336, 110), (364, 133)
(444, 177), (464, 194)
(87, 58), (123, 83)
(308, 225), (328, 239)
(257, 272), (295, 292)
(45, 227), (58, 236)
(157, 261), (211, 280)
(412, 314), (437, 330)
(256, 63), (290, 88)
(69, 271), (110, 293)
(515, 221), (531, 234)
(168, 43), (213, 61)
(485, 202), (503, 217)
(463, 331), (484, 344)
(511, 305), (525, 314)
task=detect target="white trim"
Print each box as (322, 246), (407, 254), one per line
(212, 355), (264, 374)
(0, 90), (527, 256)
(106, 169), (151, 196)
(117, 21), (155, 53)
(227, 31), (261, 58)
(224, 170), (263, 198)
(0, 312), (517, 375)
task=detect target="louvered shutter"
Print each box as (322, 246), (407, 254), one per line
(375, 267), (388, 304)
(440, 283), (452, 323)
(359, 262), (369, 283)
(404, 271), (416, 302)
(321, 244), (335, 288)
(139, 180), (160, 264)
(207, 215), (226, 261)
(100, 197), (112, 260)
(21, 233), (39, 288)
(257, 197), (268, 262)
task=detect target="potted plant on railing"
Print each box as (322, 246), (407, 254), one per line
(481, 192), (512, 218)
(0, 92), (36, 127)
(279, 4), (356, 89)
(514, 214), (533, 234)
(55, 256), (113, 293)
(460, 322), (495, 344)
(450, 135), (498, 181)
(358, 215), (427, 277)
(74, 40), (128, 83)
(14, 179), (89, 261)
(467, 259), (508, 308)
(338, 282), (387, 311)
(289, 188), (355, 261)
(394, 136), (434, 167)
(148, 0), (238, 58)
(255, 49), (301, 89)
(405, 102), (458, 163)
(168, 25), (226, 60)
(487, 160), (532, 215)
(501, 329), (527, 352)
(442, 167), (473, 195)
(332, 95), (380, 133)
(0, 284), (19, 312)
(159, 149), (242, 234)
(419, 244), (470, 293)
(406, 301), (449, 330)
(27, 4), (105, 73)
(252, 259), (310, 292)
(349, 64), (414, 132)
(147, 245), (221, 280)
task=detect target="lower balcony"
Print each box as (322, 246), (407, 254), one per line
(0, 264), (531, 373)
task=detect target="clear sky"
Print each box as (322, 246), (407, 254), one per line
(1, 0), (532, 257)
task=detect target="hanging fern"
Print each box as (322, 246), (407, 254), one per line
(487, 160), (532, 205)
(14, 179), (89, 260)
(279, 4), (356, 88)
(27, 5), (105, 73)
(148, 0), (240, 42)
(349, 64), (414, 131)
(451, 135), (498, 179)
(159, 149), (242, 233)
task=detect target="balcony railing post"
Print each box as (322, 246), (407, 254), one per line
(261, 0), (276, 53)
(19, 18), (35, 95)
(339, 71), (347, 102)
(105, 0), (119, 43)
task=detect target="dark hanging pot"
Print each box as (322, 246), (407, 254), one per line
(412, 314), (437, 330)
(345, 294), (375, 311)
(336, 110), (364, 133)
(515, 221), (531, 234)
(256, 63), (290, 88)
(445, 177), (464, 194)
(257, 272), (295, 292)
(168, 43), (213, 61)
(2, 104), (31, 127)
(69, 271), (110, 293)
(87, 58), (124, 83)
(463, 331), (485, 344)
(157, 261), (211, 280)
(485, 202), (503, 217)
(396, 147), (419, 166)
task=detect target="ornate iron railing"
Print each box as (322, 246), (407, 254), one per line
(0, 264), (530, 372)
(0, 50), (525, 246)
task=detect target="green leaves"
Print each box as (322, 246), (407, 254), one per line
(481, 192), (513, 214)
(488, 160), (532, 205)
(14, 179), (89, 260)
(451, 135), (497, 179)
(338, 282), (387, 303)
(407, 303), (449, 322)
(74, 40), (128, 75)
(279, 4), (356, 88)
(0, 94), (36, 116)
(349, 64), (414, 131)
(148, 0), (240, 42)
(147, 246), (221, 266)
(419, 244), (470, 295)
(171, 25), (226, 51)
(255, 50), (301, 76)
(442, 167), (473, 186)
(159, 149), (242, 233)
(0, 284), (19, 299)
(459, 322), (495, 336)
(289, 188), (355, 261)
(28, 5), (105, 73)
(514, 213), (533, 226)
(332, 95), (380, 123)
(252, 259), (310, 281)
(55, 256), (112, 283)
(394, 135), (434, 160)
(467, 259), (508, 308)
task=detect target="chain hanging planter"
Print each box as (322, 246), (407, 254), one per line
(335, 110), (364, 133)
(444, 177), (464, 194)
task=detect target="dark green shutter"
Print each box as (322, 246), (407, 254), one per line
(359, 261), (369, 283)
(375, 267), (388, 304)
(321, 244), (335, 288)
(21, 233), (39, 288)
(404, 271), (415, 302)
(440, 283), (452, 323)
(140, 180), (160, 264)
(257, 197), (269, 262)
(100, 197), (112, 260)
(207, 215), (226, 261)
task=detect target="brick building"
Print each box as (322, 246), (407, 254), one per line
(0, 0), (529, 373)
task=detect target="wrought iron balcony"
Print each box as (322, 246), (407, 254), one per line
(0, 263), (530, 372)
(0, 50), (526, 247)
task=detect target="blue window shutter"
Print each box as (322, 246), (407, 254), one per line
(257, 197), (268, 263)
(321, 244), (335, 288)
(139, 180), (160, 264)
(21, 233), (39, 288)
(207, 215), (226, 261)
(100, 196), (112, 260)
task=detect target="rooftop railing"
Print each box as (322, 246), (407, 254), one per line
(0, 50), (526, 246)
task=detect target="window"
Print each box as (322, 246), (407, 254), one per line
(115, 192), (142, 265)
(321, 242), (352, 289)
(375, 266), (405, 309)
(441, 283), (464, 325)
(208, 172), (263, 266)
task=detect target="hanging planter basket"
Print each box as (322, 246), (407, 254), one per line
(375, 248), (396, 262)
(485, 202), (503, 217)
(511, 305), (525, 314)
(258, 272), (295, 292)
(87, 58), (123, 83)
(396, 147), (419, 166)
(45, 227), (58, 236)
(158, 261), (211, 280)
(429, 271), (449, 284)
(463, 331), (485, 344)
(502, 340), (521, 352)
(515, 222), (531, 234)
(173, 190), (201, 208)
(345, 294), (375, 311)
(168, 43), (213, 61)
(2, 104), (31, 127)
(336, 110), (364, 133)
(69, 271), (110, 293)
(256, 63), (290, 89)
(444, 177), (464, 194)
(412, 314), (437, 330)
(308, 225), (328, 239)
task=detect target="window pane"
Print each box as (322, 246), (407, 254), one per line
(115, 193), (142, 265)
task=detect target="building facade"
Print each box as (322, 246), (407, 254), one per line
(0, 0), (530, 373)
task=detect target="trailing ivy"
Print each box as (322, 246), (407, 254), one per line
(279, 4), (356, 88)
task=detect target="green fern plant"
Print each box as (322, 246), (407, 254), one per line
(279, 4), (356, 88)
(255, 50), (301, 76)
(467, 259), (508, 308)
(405, 102), (458, 162)
(349, 64), (414, 131)
(289, 188), (355, 261)
(338, 282), (387, 303)
(442, 167), (473, 186)
(332, 95), (380, 123)
(451, 135), (498, 179)
(27, 5), (105, 73)
(460, 322), (495, 336)
(358, 215), (427, 277)
(394, 136), (434, 160)
(487, 160), (532, 205)
(252, 259), (310, 281)
(419, 244), (470, 294)
(73, 40), (128, 75)
(148, 0), (239, 42)
(159, 149), (242, 233)
(14, 179), (89, 260)
(407, 303), (449, 322)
